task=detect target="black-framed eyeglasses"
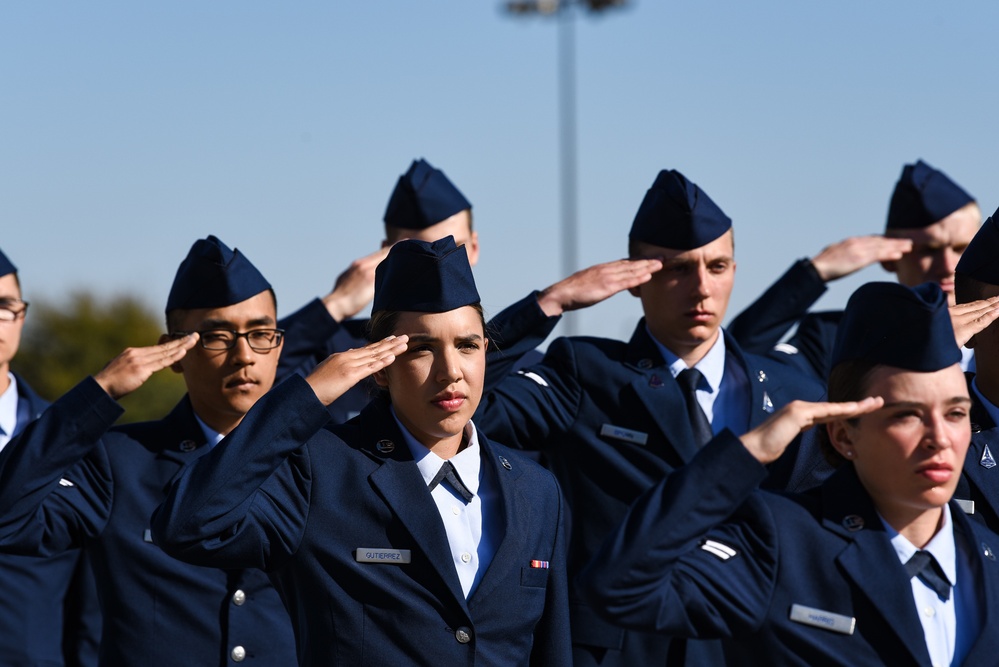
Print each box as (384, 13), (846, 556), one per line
(0, 299), (29, 323)
(172, 328), (285, 351)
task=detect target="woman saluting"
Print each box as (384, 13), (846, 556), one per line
(581, 281), (999, 666)
(153, 237), (570, 666)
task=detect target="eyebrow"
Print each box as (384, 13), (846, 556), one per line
(406, 333), (484, 344)
(197, 316), (276, 329)
(880, 397), (972, 409)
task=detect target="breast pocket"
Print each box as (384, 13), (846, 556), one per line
(521, 566), (549, 588)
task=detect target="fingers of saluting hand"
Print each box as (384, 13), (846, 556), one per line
(740, 397), (883, 464)
(94, 333), (198, 400)
(306, 335), (409, 406)
(950, 296), (999, 346)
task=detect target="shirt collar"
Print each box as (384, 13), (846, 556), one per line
(648, 325), (726, 393)
(880, 505), (957, 586)
(0, 373), (18, 438)
(193, 413), (225, 449)
(392, 406), (481, 497)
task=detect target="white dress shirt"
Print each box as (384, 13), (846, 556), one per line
(0, 373), (19, 453)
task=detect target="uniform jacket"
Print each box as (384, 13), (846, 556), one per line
(580, 432), (999, 667)
(0, 373), (101, 667)
(957, 375), (999, 532)
(277, 292), (559, 423)
(152, 375), (572, 667)
(0, 377), (297, 667)
(474, 320), (825, 666)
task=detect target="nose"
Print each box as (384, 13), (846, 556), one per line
(229, 335), (256, 366)
(691, 263), (711, 299)
(436, 345), (463, 385)
(923, 413), (955, 452)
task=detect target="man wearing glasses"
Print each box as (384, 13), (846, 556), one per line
(0, 236), (297, 666)
(0, 248), (103, 667)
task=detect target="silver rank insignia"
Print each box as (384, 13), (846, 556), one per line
(499, 456), (512, 471)
(982, 445), (996, 469)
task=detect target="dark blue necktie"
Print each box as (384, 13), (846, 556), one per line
(428, 461), (474, 503)
(676, 368), (713, 448)
(904, 550), (951, 601)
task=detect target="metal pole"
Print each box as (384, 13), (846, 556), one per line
(558, 4), (579, 335)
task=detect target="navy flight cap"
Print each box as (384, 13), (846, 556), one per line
(629, 169), (732, 250)
(383, 158), (472, 231)
(886, 160), (974, 230)
(165, 235), (271, 313)
(0, 248), (16, 278)
(372, 236), (480, 313)
(956, 206), (999, 286)
(832, 282), (960, 372)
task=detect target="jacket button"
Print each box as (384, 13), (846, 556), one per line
(455, 627), (472, 644)
(231, 646), (246, 662)
(232, 589), (246, 606)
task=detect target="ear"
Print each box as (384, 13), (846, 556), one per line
(880, 259), (898, 273)
(465, 231), (481, 267)
(483, 337), (489, 353)
(628, 285), (643, 298)
(373, 367), (390, 388)
(159, 333), (186, 374)
(826, 419), (857, 460)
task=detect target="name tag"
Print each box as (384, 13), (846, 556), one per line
(600, 424), (648, 446)
(355, 548), (411, 564)
(954, 498), (975, 515)
(788, 603), (855, 635)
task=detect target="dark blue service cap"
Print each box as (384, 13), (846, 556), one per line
(0, 248), (16, 277)
(832, 282), (959, 372)
(956, 207), (999, 285)
(165, 235), (272, 313)
(383, 159), (472, 230)
(886, 160), (974, 230)
(629, 169), (732, 250)
(372, 236), (480, 313)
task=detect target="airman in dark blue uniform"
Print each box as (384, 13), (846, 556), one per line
(0, 248), (101, 667)
(730, 159), (982, 380)
(581, 281), (999, 666)
(475, 169), (825, 666)
(153, 236), (571, 666)
(0, 237), (297, 666)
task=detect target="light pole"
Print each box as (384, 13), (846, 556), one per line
(503, 0), (629, 335)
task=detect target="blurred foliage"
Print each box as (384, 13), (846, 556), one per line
(13, 292), (186, 423)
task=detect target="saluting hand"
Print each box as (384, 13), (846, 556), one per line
(810, 235), (913, 282)
(321, 246), (392, 322)
(739, 397), (883, 464)
(305, 335), (409, 406)
(535, 258), (664, 317)
(950, 295), (999, 347)
(94, 333), (199, 400)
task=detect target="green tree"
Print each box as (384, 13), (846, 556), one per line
(14, 292), (186, 423)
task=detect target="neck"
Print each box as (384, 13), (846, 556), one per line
(656, 329), (720, 368)
(414, 425), (469, 461)
(881, 504), (944, 549)
(0, 364), (11, 395)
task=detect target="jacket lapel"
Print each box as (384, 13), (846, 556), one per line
(725, 333), (777, 429)
(962, 387), (999, 517)
(467, 438), (525, 607)
(956, 508), (999, 664)
(359, 402), (469, 610)
(625, 322), (701, 464)
(821, 467), (932, 666)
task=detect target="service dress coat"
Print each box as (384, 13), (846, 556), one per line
(152, 375), (572, 667)
(0, 377), (297, 667)
(579, 432), (999, 667)
(0, 374), (101, 667)
(474, 320), (825, 666)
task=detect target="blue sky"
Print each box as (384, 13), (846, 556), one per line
(4, 1), (998, 344)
